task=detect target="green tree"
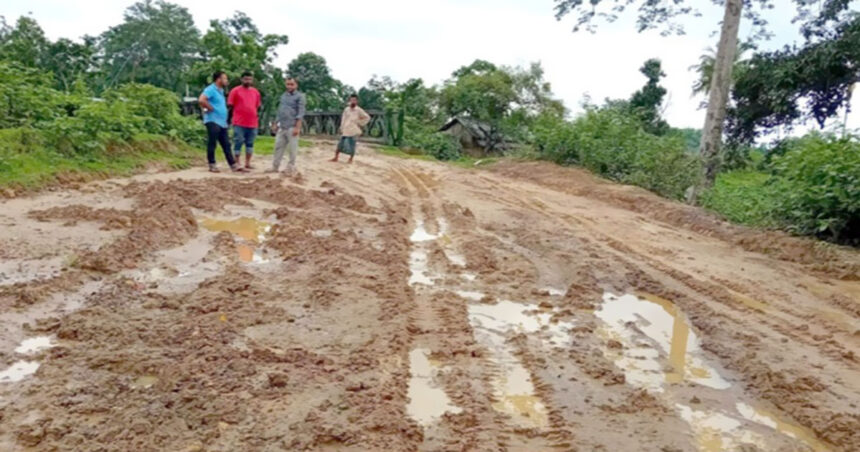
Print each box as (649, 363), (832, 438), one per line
(191, 12), (289, 129)
(553, 0), (856, 192)
(629, 58), (669, 135)
(441, 61), (516, 152)
(99, 0), (201, 92)
(45, 37), (99, 92)
(0, 16), (49, 67)
(286, 52), (346, 111)
(726, 15), (860, 145)
(691, 42), (755, 97)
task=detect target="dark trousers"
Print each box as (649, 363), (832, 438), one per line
(206, 122), (236, 166)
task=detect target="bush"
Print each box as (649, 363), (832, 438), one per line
(700, 170), (777, 226)
(403, 121), (463, 161)
(536, 105), (701, 200)
(0, 62), (69, 127)
(703, 133), (859, 243)
(768, 133), (859, 240)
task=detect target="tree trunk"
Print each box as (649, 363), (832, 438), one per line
(697, 0), (743, 194)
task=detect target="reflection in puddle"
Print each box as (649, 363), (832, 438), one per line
(455, 290), (485, 301)
(736, 403), (830, 452)
(467, 300), (573, 429)
(470, 300), (574, 348)
(406, 348), (461, 426)
(0, 361), (40, 383)
(542, 287), (567, 297)
(130, 375), (159, 390)
(311, 229), (332, 238)
(199, 217), (272, 263)
(409, 248), (434, 286)
(199, 217), (270, 242)
(596, 293), (730, 391)
(677, 404), (765, 452)
(14, 336), (55, 355)
(237, 244), (268, 264)
(410, 221), (440, 242)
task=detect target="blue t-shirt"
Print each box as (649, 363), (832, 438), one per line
(202, 83), (228, 127)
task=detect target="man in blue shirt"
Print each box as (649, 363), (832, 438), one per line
(198, 71), (246, 173)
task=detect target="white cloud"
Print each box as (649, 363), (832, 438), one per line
(5, 0), (829, 129)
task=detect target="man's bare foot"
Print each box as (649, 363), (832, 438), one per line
(348, 158), (354, 164)
(329, 157), (339, 162)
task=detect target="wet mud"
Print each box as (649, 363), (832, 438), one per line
(0, 144), (857, 451)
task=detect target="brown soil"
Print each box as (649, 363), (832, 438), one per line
(0, 143), (857, 451)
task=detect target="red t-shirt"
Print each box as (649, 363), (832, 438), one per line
(227, 86), (261, 128)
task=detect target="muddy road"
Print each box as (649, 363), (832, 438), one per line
(1, 141), (858, 451)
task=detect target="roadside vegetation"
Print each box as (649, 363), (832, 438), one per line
(0, 1), (857, 244)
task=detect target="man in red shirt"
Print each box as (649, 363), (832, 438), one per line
(227, 71), (262, 169)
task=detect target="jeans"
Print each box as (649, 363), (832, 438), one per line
(233, 126), (258, 156)
(206, 122), (236, 166)
(272, 128), (299, 171)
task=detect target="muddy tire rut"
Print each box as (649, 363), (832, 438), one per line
(0, 143), (857, 451)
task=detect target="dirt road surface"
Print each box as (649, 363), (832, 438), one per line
(1, 141), (858, 451)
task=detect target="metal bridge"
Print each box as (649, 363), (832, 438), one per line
(300, 110), (388, 142)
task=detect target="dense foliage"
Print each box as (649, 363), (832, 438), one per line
(534, 102), (699, 200)
(0, 1), (858, 245)
(703, 133), (859, 242)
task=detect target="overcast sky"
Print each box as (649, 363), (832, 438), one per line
(5, 0), (858, 130)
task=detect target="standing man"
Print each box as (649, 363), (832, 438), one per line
(331, 94), (370, 164)
(228, 71), (262, 170)
(199, 71), (245, 173)
(269, 77), (306, 175)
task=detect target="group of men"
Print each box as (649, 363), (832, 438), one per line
(198, 71), (370, 174)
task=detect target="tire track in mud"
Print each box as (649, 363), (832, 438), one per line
(451, 169), (857, 450)
(392, 165), (573, 450)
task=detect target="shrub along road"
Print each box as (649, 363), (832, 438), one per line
(0, 141), (857, 451)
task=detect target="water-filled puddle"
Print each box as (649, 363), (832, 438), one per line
(470, 300), (574, 348)
(409, 249), (434, 286)
(131, 375), (159, 390)
(410, 221), (441, 242)
(542, 287), (567, 297)
(455, 290), (485, 301)
(468, 300), (574, 428)
(311, 229), (332, 238)
(199, 217), (272, 263)
(0, 361), (40, 383)
(736, 403), (831, 451)
(14, 336), (55, 355)
(596, 292), (730, 392)
(406, 348), (461, 426)
(677, 404), (766, 451)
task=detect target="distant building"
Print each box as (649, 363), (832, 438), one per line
(439, 117), (494, 151)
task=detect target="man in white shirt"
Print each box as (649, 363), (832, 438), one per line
(331, 94), (370, 164)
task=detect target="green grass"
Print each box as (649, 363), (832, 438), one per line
(252, 135), (313, 156)
(373, 144), (501, 169)
(0, 129), (195, 191)
(700, 170), (776, 226)
(374, 145), (435, 161)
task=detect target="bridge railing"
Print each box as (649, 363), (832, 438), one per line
(301, 110), (388, 142)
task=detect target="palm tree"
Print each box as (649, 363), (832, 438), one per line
(691, 41), (755, 97)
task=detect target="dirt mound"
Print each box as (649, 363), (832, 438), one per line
(490, 160), (860, 280)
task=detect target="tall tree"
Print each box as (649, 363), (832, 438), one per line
(553, 0), (855, 192)
(286, 52), (346, 111)
(726, 15), (860, 145)
(629, 58), (669, 134)
(0, 16), (49, 67)
(99, 0), (200, 92)
(192, 12), (288, 128)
